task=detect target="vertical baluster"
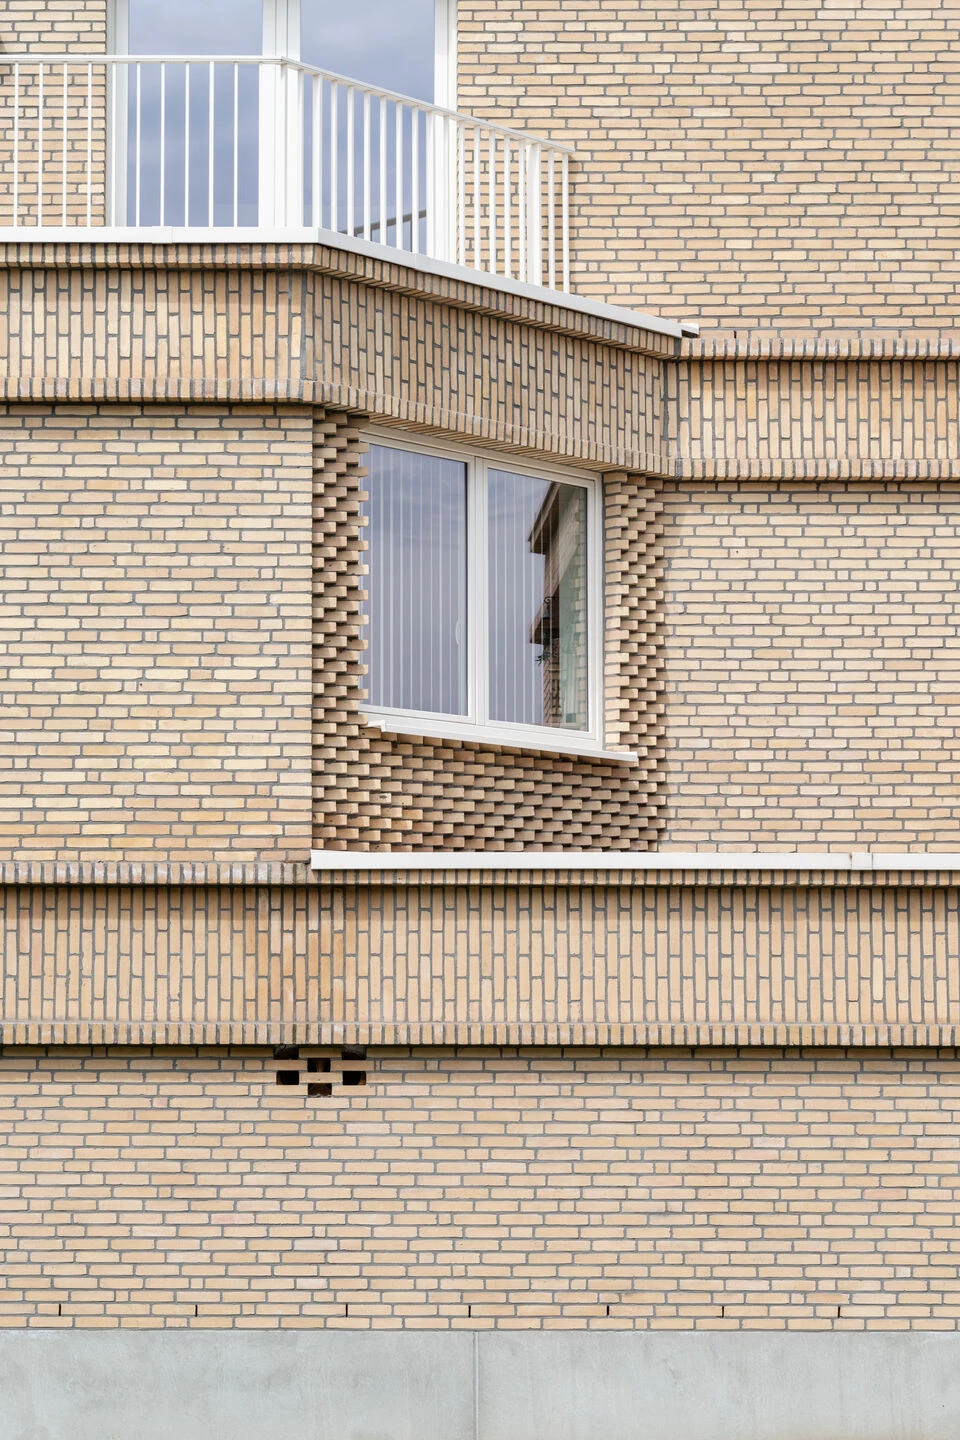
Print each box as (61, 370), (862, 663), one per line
(547, 150), (556, 290)
(346, 86), (355, 236)
(503, 136), (511, 279)
(134, 63), (141, 227)
(457, 119), (466, 267)
(487, 132), (496, 274)
(312, 75), (322, 228)
(208, 60), (215, 226)
(159, 62), (167, 226)
(86, 63), (93, 227)
(394, 100), (403, 248)
(378, 96), (387, 244)
(410, 106), (420, 254)
(330, 81), (339, 231)
(184, 63), (191, 226)
(362, 90), (371, 241)
(110, 61), (118, 224)
(232, 64), (239, 227)
(518, 142), (526, 282)
(561, 153), (570, 291)
(37, 62), (44, 227)
(472, 126), (481, 271)
(61, 63), (68, 226)
(527, 143), (542, 286)
(13, 62), (19, 227)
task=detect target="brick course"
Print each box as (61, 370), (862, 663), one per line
(3, 1044), (960, 1330)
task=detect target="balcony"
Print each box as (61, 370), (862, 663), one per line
(0, 53), (572, 293)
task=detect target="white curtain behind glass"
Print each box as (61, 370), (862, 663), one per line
(362, 446), (468, 717)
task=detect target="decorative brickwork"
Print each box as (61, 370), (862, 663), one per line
(5, 877), (960, 1047)
(0, 246), (671, 471)
(4, 1044), (960, 1329)
(657, 478), (960, 849)
(0, 404), (314, 862)
(459, 0), (960, 334)
(312, 416), (665, 850)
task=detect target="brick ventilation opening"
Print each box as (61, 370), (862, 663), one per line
(342, 1071), (367, 1087)
(276, 1071), (301, 1086)
(308, 1083), (333, 1098)
(307, 1058), (331, 1073)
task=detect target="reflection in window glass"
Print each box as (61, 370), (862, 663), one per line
(362, 445), (468, 716)
(488, 472), (588, 731)
(301, 0), (436, 102)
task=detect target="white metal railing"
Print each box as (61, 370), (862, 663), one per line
(0, 54), (573, 291)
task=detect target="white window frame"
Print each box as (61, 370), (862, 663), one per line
(362, 430), (630, 764)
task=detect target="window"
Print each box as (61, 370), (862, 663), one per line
(361, 435), (611, 758)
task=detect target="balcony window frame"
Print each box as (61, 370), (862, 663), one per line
(361, 429), (611, 762)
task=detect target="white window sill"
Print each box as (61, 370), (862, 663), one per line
(363, 711), (638, 765)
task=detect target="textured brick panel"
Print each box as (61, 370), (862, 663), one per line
(3, 1045), (960, 1328)
(0, 248), (670, 471)
(675, 348), (960, 480)
(5, 879), (960, 1046)
(0, 404), (314, 861)
(312, 415), (665, 850)
(658, 478), (960, 848)
(459, 0), (960, 334)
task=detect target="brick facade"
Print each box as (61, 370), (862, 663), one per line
(0, 0), (959, 1388)
(0, 404), (313, 861)
(459, 0), (960, 335)
(4, 1044), (960, 1330)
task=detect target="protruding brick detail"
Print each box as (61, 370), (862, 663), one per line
(3, 877), (960, 1048)
(312, 417), (665, 850)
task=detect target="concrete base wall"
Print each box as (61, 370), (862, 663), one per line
(3, 1332), (960, 1440)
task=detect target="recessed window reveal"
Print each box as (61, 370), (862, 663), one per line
(361, 439), (598, 748)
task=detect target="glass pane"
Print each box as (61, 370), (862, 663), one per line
(302, 0), (436, 102)
(488, 472), (589, 731)
(129, 0), (263, 56)
(126, 0), (262, 226)
(363, 445), (467, 717)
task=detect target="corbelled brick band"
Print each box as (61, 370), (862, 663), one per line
(312, 417), (664, 850)
(5, 876), (960, 1047)
(0, 246), (671, 471)
(3, 1044), (960, 1329)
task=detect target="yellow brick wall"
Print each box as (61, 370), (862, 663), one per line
(458, 0), (960, 334)
(0, 404), (314, 862)
(657, 478), (960, 848)
(0, 4), (108, 227)
(0, 2), (105, 49)
(3, 1044), (959, 1329)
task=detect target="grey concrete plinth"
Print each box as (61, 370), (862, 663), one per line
(3, 1330), (960, 1440)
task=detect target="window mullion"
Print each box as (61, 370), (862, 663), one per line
(469, 457), (489, 726)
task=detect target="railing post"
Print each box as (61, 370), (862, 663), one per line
(426, 110), (456, 264)
(260, 0), (303, 228)
(259, 57), (303, 228)
(526, 142), (542, 288)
